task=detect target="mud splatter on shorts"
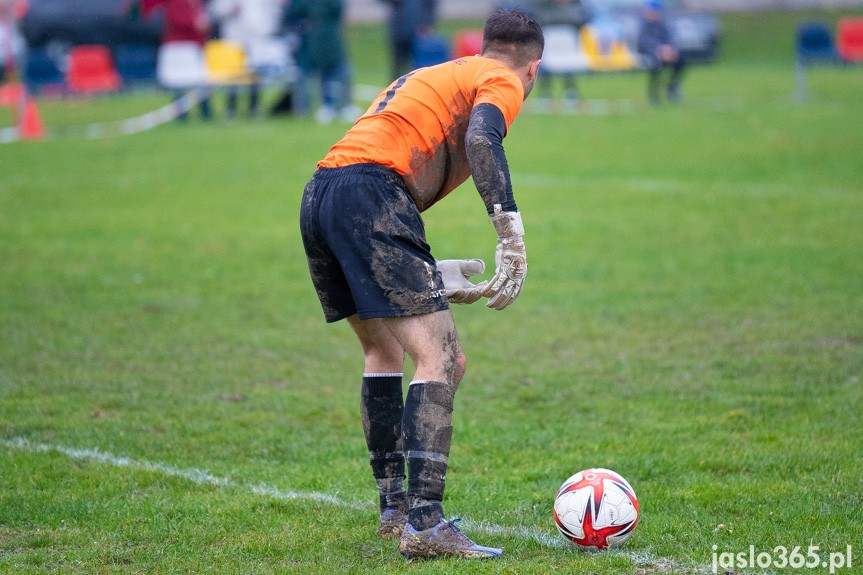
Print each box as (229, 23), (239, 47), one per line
(299, 163), (449, 323)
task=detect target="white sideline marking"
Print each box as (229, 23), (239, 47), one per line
(458, 519), (565, 548)
(1, 437), (363, 510)
(1, 437), (563, 547)
(2, 437), (698, 570)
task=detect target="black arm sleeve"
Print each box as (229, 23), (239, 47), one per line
(465, 102), (518, 215)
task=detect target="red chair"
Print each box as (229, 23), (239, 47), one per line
(837, 17), (863, 62)
(452, 30), (483, 59)
(66, 45), (122, 94)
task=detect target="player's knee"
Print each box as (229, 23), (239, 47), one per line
(451, 348), (467, 389)
(457, 349), (467, 375)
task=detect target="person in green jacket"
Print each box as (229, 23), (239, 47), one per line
(285, 0), (359, 123)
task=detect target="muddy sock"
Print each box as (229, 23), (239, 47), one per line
(408, 499), (445, 531)
(361, 373), (407, 512)
(402, 380), (455, 531)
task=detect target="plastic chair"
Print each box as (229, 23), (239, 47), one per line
(452, 30), (483, 59)
(540, 25), (590, 74)
(156, 41), (206, 89)
(413, 34), (451, 68)
(204, 40), (256, 85)
(66, 45), (122, 94)
(245, 37), (296, 82)
(115, 44), (158, 83)
(837, 17), (863, 62)
(796, 21), (838, 64)
(579, 25), (637, 71)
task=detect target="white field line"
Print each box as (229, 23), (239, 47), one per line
(2, 436), (706, 571)
(0, 436), (363, 510)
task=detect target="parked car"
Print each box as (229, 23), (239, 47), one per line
(494, 0), (720, 63)
(19, 0), (162, 71)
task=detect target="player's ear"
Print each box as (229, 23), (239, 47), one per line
(528, 59), (541, 82)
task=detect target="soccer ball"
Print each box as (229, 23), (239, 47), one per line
(553, 468), (639, 550)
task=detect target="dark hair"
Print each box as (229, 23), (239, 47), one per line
(481, 8), (545, 67)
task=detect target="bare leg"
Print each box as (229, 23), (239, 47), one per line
(348, 315), (409, 535)
(348, 312), (500, 556)
(349, 310), (466, 529)
(382, 310), (466, 389)
(348, 309), (466, 387)
(348, 315), (406, 374)
(383, 311), (464, 530)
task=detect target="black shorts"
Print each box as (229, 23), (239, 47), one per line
(299, 164), (449, 323)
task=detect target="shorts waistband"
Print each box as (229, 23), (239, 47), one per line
(314, 163), (408, 189)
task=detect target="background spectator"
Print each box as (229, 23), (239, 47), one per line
(285, 0), (359, 124)
(381, 0), (436, 80)
(209, 0), (284, 119)
(636, 0), (686, 105)
(141, 0), (213, 120)
(534, 0), (592, 102)
(0, 0), (27, 83)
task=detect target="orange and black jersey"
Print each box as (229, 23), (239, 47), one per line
(318, 56), (525, 212)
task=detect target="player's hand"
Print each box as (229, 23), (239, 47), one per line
(484, 207), (527, 310)
(484, 238), (527, 310)
(436, 259), (488, 304)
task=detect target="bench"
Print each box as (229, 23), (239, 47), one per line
(794, 17), (863, 102)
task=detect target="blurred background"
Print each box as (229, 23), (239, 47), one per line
(1, 1), (862, 572)
(1, 0), (862, 134)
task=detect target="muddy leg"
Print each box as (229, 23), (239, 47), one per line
(348, 316), (409, 530)
(383, 311), (465, 530)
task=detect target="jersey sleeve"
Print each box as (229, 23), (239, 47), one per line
(473, 67), (524, 131)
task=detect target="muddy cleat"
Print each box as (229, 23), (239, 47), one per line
(398, 518), (503, 559)
(377, 508), (408, 539)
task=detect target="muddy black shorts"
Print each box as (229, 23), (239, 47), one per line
(299, 163), (449, 323)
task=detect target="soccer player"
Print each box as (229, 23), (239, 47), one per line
(299, 9), (543, 560)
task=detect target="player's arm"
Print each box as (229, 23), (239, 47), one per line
(465, 103), (526, 311)
(465, 103), (516, 214)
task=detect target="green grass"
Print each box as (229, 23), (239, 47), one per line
(2, 9), (862, 574)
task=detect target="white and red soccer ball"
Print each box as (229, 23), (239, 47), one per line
(553, 468), (639, 550)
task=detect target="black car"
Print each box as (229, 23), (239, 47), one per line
(19, 0), (162, 71)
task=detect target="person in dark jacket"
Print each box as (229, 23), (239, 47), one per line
(381, 0), (437, 80)
(636, 0), (685, 105)
(286, 0), (358, 123)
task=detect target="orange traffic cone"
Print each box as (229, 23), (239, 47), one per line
(19, 96), (45, 141)
(0, 81), (23, 107)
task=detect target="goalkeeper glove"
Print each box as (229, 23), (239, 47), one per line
(483, 205), (527, 310)
(436, 258), (488, 304)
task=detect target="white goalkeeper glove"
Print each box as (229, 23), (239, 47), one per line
(483, 205), (527, 310)
(436, 258), (489, 304)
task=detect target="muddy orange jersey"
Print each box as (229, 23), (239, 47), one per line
(318, 56), (525, 211)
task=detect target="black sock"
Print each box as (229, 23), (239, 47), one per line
(402, 380), (455, 531)
(361, 374), (407, 512)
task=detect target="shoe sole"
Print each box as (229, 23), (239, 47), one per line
(401, 549), (503, 560)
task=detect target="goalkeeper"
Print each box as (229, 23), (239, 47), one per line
(299, 8), (543, 560)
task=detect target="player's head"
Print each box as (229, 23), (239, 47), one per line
(481, 9), (544, 98)
(481, 8), (545, 69)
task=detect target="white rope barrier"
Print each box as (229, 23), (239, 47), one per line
(0, 87), (210, 144)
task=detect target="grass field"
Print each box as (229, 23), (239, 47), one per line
(2, 9), (863, 574)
